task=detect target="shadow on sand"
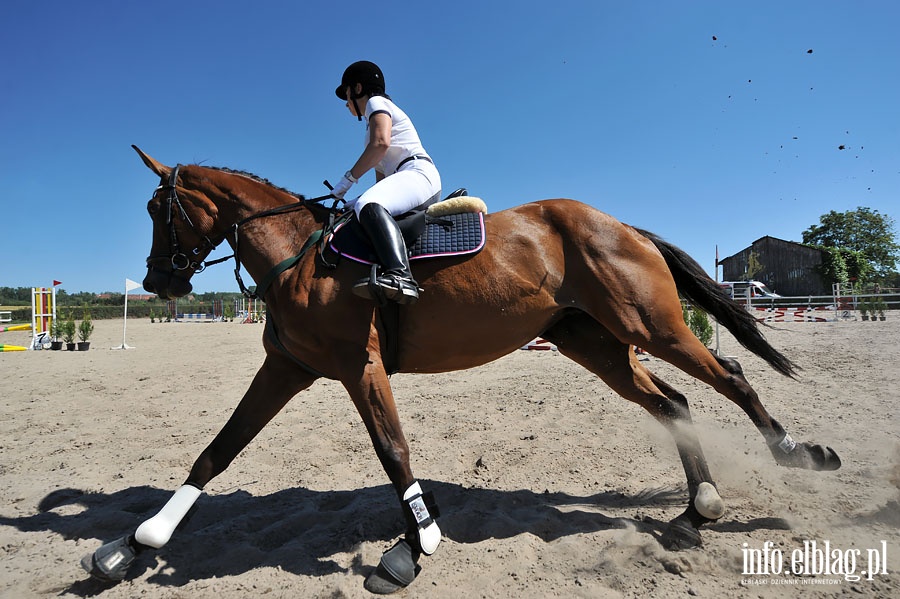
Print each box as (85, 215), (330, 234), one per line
(0, 481), (791, 596)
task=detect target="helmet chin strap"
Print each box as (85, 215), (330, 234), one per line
(349, 84), (364, 121)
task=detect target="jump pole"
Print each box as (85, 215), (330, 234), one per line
(1, 324), (32, 333)
(0, 344), (28, 352)
(714, 245), (721, 356)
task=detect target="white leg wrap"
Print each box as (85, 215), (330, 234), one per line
(403, 481), (441, 555)
(777, 433), (797, 453)
(134, 484), (202, 548)
(694, 481), (725, 520)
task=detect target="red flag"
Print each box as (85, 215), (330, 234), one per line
(53, 280), (62, 286)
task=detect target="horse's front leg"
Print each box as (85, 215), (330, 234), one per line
(81, 355), (317, 582)
(341, 360), (441, 595)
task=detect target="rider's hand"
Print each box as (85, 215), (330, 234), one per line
(331, 171), (356, 199)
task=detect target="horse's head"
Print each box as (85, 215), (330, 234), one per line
(134, 146), (221, 299)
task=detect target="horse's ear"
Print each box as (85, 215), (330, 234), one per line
(132, 145), (171, 178)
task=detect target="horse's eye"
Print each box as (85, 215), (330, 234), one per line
(148, 201), (159, 216)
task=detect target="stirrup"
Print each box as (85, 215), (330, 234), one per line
(352, 266), (420, 305)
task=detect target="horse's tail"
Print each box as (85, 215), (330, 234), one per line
(634, 228), (797, 378)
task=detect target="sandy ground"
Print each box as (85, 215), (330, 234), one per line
(0, 315), (898, 598)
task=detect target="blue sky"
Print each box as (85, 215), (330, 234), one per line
(2, 1), (897, 294)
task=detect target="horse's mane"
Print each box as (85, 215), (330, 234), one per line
(203, 165), (307, 202)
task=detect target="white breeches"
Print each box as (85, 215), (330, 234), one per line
(352, 161), (441, 217)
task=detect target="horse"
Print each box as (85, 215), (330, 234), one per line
(82, 146), (841, 593)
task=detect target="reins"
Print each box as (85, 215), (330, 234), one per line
(151, 164), (347, 300)
(223, 192), (349, 299)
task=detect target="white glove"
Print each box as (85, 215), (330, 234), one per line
(331, 170), (357, 200)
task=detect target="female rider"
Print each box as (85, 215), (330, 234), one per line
(330, 61), (441, 305)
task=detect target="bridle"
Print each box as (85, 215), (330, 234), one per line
(146, 165), (216, 275)
(146, 164), (342, 299)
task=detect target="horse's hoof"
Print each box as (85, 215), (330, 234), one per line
(660, 519), (703, 551)
(364, 566), (408, 595)
(774, 442), (842, 471)
(364, 539), (420, 594)
(80, 536), (137, 582)
(809, 444), (841, 471)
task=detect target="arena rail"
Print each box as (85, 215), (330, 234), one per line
(734, 288), (898, 322)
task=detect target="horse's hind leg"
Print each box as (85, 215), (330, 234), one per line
(710, 352), (840, 470)
(543, 315), (724, 550)
(584, 274), (840, 473)
(82, 356), (318, 582)
(629, 332), (839, 471)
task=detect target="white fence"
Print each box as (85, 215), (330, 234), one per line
(733, 287), (898, 322)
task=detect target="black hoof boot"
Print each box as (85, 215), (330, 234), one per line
(364, 539), (421, 594)
(660, 501), (716, 551)
(80, 536), (141, 582)
(661, 516), (703, 550)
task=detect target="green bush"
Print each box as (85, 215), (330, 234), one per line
(683, 303), (714, 346)
(78, 307), (94, 342)
(62, 313), (77, 344)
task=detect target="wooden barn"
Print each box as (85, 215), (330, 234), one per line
(719, 236), (829, 296)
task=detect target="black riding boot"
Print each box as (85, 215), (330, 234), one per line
(353, 203), (420, 305)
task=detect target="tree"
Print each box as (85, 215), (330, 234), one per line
(802, 207), (899, 280)
(818, 247), (872, 288)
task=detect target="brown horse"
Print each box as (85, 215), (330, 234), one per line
(82, 146), (840, 593)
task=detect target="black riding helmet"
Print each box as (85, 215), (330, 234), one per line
(334, 60), (386, 100)
(335, 61), (386, 121)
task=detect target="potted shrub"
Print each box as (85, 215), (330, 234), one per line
(866, 298), (878, 322)
(62, 313), (77, 350)
(873, 296), (887, 321)
(858, 298), (870, 321)
(77, 310), (94, 350)
(50, 317), (64, 350)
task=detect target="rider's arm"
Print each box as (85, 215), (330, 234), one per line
(349, 111), (391, 181)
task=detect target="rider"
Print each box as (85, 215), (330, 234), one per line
(330, 61), (441, 305)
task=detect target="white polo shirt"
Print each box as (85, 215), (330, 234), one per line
(364, 96), (430, 176)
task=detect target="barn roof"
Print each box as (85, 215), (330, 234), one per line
(720, 235), (825, 263)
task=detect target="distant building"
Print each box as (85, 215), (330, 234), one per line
(719, 236), (829, 296)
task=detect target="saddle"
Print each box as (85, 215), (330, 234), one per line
(326, 189), (487, 265)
